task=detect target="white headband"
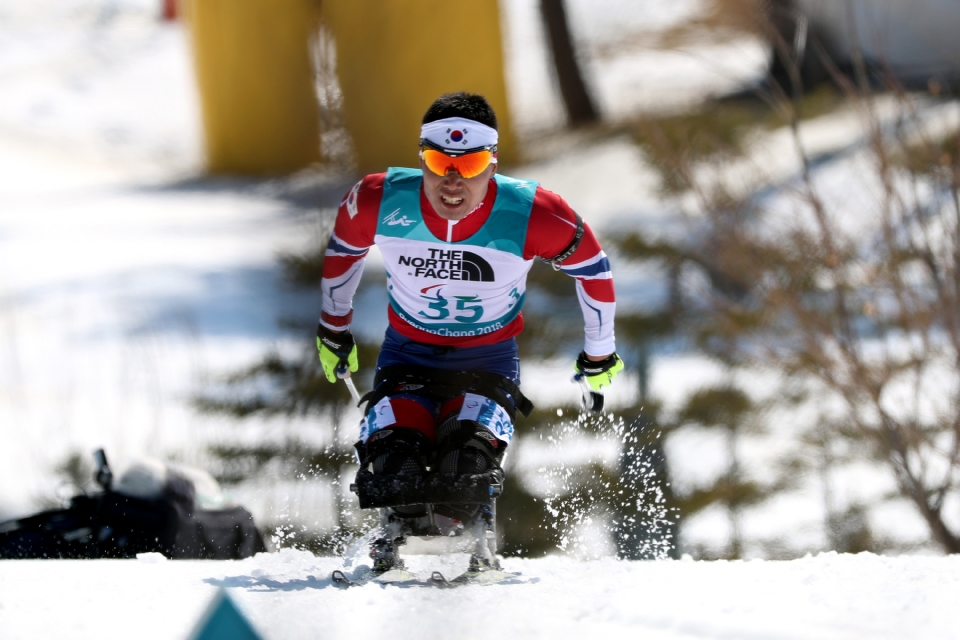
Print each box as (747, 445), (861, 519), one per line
(420, 117), (498, 153)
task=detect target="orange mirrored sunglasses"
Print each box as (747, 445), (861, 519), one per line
(420, 142), (497, 179)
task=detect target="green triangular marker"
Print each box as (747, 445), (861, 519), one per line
(188, 588), (263, 640)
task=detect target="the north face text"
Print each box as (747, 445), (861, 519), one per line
(398, 249), (495, 281)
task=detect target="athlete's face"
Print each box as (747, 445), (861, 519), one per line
(420, 158), (496, 221)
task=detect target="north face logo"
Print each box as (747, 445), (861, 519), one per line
(398, 248), (495, 281)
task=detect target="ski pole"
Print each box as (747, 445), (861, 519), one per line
(573, 372), (604, 414)
(336, 363), (363, 409)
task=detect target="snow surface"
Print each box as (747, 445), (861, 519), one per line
(3, 550), (960, 639)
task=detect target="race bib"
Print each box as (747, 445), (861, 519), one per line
(359, 396), (397, 443)
(458, 393), (514, 443)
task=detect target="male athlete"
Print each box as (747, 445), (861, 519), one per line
(317, 92), (623, 572)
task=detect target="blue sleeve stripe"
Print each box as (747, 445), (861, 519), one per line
(583, 297), (603, 329)
(327, 237), (368, 256)
(561, 257), (611, 277)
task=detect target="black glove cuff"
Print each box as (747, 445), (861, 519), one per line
(576, 351), (620, 375)
(317, 324), (355, 355)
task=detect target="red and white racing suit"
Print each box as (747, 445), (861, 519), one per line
(320, 171), (617, 356)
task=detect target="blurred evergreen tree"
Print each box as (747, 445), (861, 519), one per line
(614, 67), (960, 556)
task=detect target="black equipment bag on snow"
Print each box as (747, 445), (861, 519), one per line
(0, 449), (266, 560)
(0, 491), (266, 560)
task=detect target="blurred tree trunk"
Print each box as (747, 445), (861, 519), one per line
(540, 0), (599, 126)
(764, 0), (831, 94)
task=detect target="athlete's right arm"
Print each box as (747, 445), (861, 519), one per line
(319, 173), (385, 332)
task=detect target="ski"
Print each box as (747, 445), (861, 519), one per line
(331, 566), (422, 588)
(374, 568), (420, 585)
(332, 566), (522, 588)
(429, 568), (521, 588)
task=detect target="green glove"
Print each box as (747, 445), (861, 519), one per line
(317, 325), (359, 383)
(575, 351), (624, 391)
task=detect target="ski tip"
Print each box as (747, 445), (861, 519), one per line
(331, 570), (352, 586)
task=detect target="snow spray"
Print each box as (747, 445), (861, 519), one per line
(538, 408), (675, 560)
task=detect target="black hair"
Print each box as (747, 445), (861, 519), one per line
(421, 92), (498, 130)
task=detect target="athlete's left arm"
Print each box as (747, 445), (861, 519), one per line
(524, 188), (616, 358)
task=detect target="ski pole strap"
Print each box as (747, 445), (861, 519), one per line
(360, 365), (534, 422)
(544, 212), (584, 271)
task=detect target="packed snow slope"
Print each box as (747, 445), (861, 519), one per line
(2, 551), (958, 639)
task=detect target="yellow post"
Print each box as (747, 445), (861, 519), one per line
(322, 0), (516, 173)
(184, 0), (322, 175)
